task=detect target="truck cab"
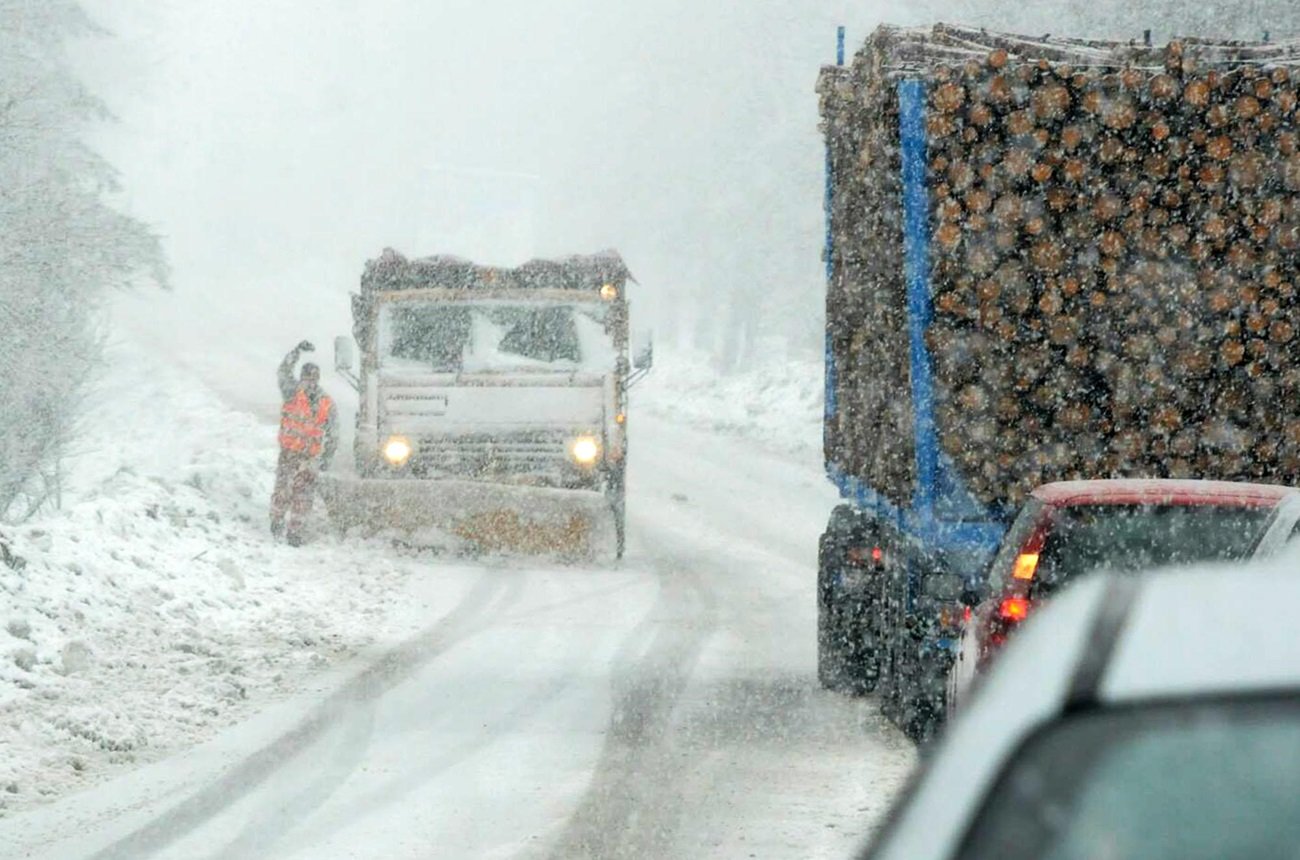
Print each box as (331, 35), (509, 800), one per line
(327, 249), (650, 558)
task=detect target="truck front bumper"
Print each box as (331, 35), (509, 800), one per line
(319, 474), (616, 558)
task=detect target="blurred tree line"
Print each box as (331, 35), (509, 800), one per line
(0, 0), (163, 520)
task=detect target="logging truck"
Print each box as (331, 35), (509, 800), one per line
(815, 24), (1300, 740)
(321, 249), (651, 559)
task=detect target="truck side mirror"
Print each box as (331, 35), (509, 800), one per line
(335, 336), (355, 372)
(334, 336), (360, 392)
(632, 331), (654, 371)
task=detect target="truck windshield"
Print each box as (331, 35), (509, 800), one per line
(379, 302), (615, 373)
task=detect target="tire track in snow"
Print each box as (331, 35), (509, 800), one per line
(205, 679), (381, 860)
(204, 568), (553, 860)
(542, 417), (911, 858)
(543, 533), (721, 859)
(245, 570), (630, 854)
(89, 569), (514, 860)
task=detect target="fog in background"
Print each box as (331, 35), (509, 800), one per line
(71, 0), (1300, 393)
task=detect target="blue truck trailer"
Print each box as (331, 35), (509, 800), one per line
(816, 27), (1009, 742)
(815, 23), (1300, 740)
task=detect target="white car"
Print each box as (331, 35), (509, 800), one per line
(860, 558), (1300, 860)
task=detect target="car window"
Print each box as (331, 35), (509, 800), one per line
(1033, 504), (1273, 597)
(986, 498), (1046, 592)
(958, 697), (1300, 860)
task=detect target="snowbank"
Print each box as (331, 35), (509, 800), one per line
(0, 336), (429, 813)
(637, 346), (825, 463)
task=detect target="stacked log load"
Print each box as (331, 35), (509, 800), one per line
(819, 24), (1300, 510)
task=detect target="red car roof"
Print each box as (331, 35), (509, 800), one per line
(1030, 479), (1299, 509)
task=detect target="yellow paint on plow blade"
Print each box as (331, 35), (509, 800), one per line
(451, 509), (594, 556)
(318, 474), (614, 560)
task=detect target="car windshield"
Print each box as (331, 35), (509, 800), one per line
(378, 302), (614, 373)
(959, 697), (1300, 860)
(1031, 504), (1274, 596)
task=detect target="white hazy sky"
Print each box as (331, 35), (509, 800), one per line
(71, 1), (923, 370)
(67, 1), (1277, 372)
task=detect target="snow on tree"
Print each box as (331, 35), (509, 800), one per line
(0, 0), (164, 519)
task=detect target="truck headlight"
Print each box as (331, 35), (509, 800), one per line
(570, 435), (600, 466)
(382, 436), (413, 466)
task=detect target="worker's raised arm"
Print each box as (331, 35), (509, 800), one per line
(278, 341), (314, 400)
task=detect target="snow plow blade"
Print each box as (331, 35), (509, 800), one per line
(318, 475), (616, 560)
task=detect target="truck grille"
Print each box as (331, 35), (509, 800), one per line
(407, 432), (576, 483)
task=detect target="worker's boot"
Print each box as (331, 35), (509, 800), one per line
(270, 519), (285, 542)
(286, 530), (305, 548)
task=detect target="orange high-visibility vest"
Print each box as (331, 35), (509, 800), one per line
(278, 389), (333, 456)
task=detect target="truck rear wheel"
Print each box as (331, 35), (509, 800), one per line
(817, 525), (884, 694)
(853, 614), (881, 693)
(819, 604), (881, 693)
(818, 606), (851, 690)
(817, 534), (849, 690)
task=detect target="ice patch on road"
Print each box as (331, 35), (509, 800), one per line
(0, 336), (432, 814)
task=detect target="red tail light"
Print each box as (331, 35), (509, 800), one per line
(847, 546), (885, 567)
(998, 596), (1032, 622)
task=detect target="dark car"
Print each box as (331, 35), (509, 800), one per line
(950, 479), (1300, 711)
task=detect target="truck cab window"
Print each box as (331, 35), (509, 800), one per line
(379, 303), (610, 373)
(495, 307), (581, 364)
(385, 305), (472, 371)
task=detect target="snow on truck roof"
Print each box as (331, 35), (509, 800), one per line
(360, 248), (634, 295)
(844, 23), (1300, 75)
(1030, 479), (1299, 508)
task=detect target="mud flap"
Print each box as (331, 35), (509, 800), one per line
(318, 475), (618, 561)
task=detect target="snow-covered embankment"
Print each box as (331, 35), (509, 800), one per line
(638, 346), (825, 461)
(0, 336), (425, 813)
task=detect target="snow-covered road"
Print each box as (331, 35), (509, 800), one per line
(1, 397), (914, 858)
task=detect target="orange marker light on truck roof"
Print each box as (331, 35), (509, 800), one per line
(1012, 552), (1040, 581)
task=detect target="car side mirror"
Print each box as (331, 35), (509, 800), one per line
(335, 336), (354, 372)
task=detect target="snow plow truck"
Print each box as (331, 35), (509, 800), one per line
(322, 249), (650, 560)
(817, 24), (1300, 740)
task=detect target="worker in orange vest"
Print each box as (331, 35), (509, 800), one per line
(271, 340), (337, 546)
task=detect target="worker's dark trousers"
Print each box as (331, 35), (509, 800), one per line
(270, 449), (320, 544)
